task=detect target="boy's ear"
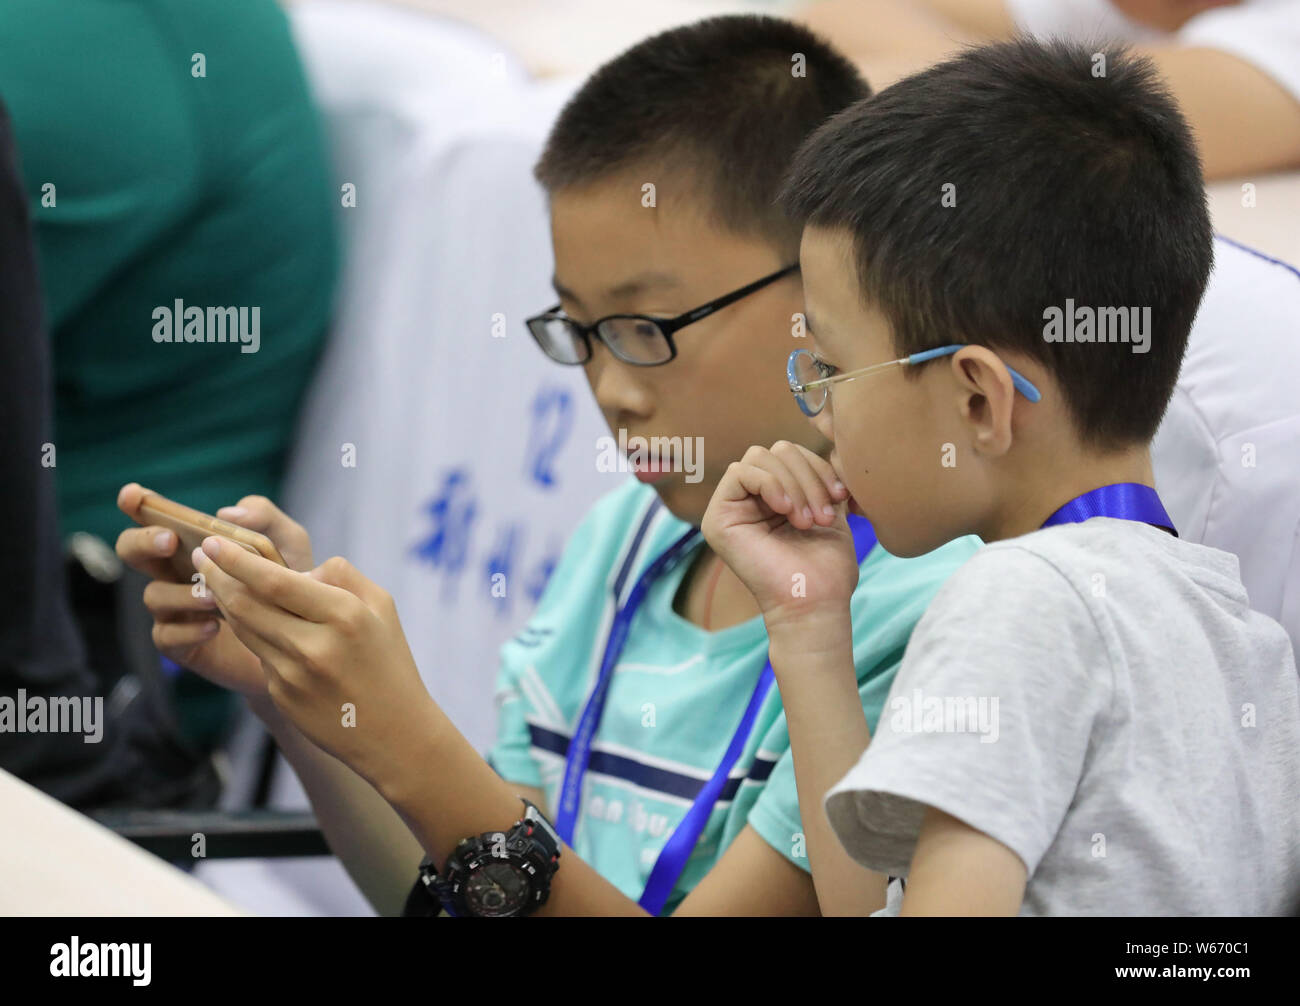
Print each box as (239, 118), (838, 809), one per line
(948, 347), (1017, 459)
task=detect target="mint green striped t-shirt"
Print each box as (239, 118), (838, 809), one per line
(487, 478), (978, 914)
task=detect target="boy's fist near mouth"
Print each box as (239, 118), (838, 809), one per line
(701, 440), (861, 633)
(703, 444), (889, 916)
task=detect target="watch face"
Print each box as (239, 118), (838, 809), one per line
(464, 861), (532, 917)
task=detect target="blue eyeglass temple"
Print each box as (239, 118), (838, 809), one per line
(909, 345), (1042, 402)
(788, 343), (1042, 417)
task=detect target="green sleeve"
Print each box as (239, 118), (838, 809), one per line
(745, 662), (899, 871)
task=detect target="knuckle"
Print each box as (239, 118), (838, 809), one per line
(151, 622), (179, 651)
(222, 588), (247, 621)
(265, 671), (290, 705)
(292, 639), (320, 670)
(377, 588), (396, 614)
(141, 580), (163, 610)
(334, 601), (367, 637)
(279, 662), (314, 693)
(116, 528), (150, 562)
(260, 574), (287, 606)
(297, 638), (334, 674)
(149, 582), (182, 613)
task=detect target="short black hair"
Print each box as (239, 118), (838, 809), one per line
(535, 14), (871, 257)
(779, 38), (1214, 447)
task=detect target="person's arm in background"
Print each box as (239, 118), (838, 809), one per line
(243, 693), (426, 917)
(794, 0), (985, 89)
(795, 0), (1300, 178)
(1127, 45), (1300, 178)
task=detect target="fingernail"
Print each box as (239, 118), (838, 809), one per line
(201, 536), (221, 558)
(822, 505), (836, 517)
(781, 494), (792, 508)
(191, 546), (206, 569)
(801, 507), (812, 521)
(833, 481), (846, 494)
(154, 530), (174, 552)
(200, 620), (219, 636)
(196, 591), (217, 608)
(218, 506), (247, 520)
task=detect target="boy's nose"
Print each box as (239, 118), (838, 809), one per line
(588, 340), (655, 420)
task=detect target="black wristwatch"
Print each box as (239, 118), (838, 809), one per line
(416, 799), (562, 917)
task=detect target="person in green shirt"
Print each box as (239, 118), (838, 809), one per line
(0, 0), (336, 545)
(0, 0), (337, 754)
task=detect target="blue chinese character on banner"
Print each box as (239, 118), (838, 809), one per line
(485, 521), (523, 617)
(411, 467), (478, 603)
(525, 545), (560, 605)
(525, 386), (573, 490)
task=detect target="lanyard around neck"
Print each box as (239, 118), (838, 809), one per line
(1040, 482), (1176, 535)
(554, 502), (877, 915)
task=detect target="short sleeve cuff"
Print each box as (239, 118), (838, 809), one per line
(745, 794), (812, 874)
(824, 747), (1047, 878)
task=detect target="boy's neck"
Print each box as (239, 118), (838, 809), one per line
(673, 544), (762, 631)
(986, 441), (1157, 543)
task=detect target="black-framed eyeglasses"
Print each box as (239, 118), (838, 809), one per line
(525, 263), (799, 367)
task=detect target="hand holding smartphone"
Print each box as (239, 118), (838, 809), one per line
(129, 488), (289, 582)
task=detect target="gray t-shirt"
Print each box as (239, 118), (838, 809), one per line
(825, 518), (1300, 915)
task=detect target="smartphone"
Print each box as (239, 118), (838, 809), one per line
(133, 489), (288, 582)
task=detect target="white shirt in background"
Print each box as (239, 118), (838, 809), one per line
(1004, 0), (1300, 104)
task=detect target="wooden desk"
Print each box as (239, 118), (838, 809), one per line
(0, 769), (245, 916)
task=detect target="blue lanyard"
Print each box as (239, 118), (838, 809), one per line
(1041, 482), (1176, 535)
(554, 508), (877, 915)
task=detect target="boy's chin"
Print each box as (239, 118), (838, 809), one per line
(650, 475), (714, 527)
